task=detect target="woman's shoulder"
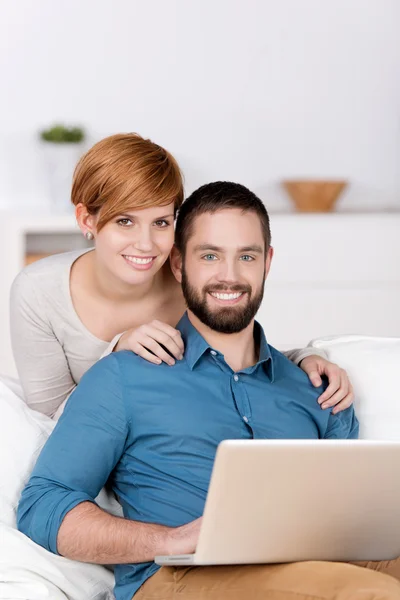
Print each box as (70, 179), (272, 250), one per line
(11, 249), (89, 303)
(15, 249), (87, 283)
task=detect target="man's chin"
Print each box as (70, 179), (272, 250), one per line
(201, 307), (251, 334)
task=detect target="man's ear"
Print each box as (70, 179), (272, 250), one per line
(170, 245), (183, 283)
(264, 246), (274, 279)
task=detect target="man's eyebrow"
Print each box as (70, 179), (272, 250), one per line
(193, 244), (263, 254)
(239, 245), (263, 254)
(193, 244), (224, 252)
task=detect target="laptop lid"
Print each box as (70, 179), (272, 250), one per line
(192, 439), (400, 564)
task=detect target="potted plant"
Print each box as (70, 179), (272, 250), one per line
(40, 124), (86, 212)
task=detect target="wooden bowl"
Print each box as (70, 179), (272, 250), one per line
(282, 180), (348, 212)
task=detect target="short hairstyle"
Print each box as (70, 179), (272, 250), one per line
(71, 133), (184, 231)
(175, 181), (271, 254)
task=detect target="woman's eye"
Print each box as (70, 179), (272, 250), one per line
(117, 218), (133, 227)
(154, 220), (170, 228)
(240, 255), (254, 261)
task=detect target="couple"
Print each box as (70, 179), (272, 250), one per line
(17, 153), (400, 597)
(10, 133), (354, 419)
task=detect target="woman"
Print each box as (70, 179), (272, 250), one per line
(10, 133), (353, 419)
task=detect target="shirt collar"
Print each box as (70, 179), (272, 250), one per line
(176, 313), (211, 370)
(177, 313), (274, 381)
(252, 321), (275, 382)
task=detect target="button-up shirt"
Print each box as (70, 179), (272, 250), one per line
(18, 313), (359, 600)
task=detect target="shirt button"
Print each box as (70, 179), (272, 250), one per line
(243, 416), (249, 423)
(210, 350), (217, 356)
(233, 374), (239, 382)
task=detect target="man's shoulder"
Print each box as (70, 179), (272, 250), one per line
(96, 350), (146, 373)
(269, 345), (306, 376)
(98, 350), (186, 379)
(268, 345), (325, 396)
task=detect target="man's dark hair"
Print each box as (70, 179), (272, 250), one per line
(175, 181), (271, 255)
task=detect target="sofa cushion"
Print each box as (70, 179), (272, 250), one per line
(310, 335), (400, 440)
(0, 376), (115, 599)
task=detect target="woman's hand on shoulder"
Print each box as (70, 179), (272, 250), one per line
(299, 355), (354, 414)
(115, 320), (184, 366)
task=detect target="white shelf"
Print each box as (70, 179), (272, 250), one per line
(0, 212), (79, 233)
(1, 211), (400, 377)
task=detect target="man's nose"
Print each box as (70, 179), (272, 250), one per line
(215, 260), (239, 283)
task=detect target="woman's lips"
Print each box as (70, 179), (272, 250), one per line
(122, 255), (157, 271)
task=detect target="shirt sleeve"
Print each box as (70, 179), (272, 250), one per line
(10, 271), (76, 417)
(53, 332), (126, 421)
(283, 346), (327, 365)
(324, 406), (359, 439)
(17, 353), (128, 555)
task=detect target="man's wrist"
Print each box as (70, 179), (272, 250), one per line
(149, 524), (176, 557)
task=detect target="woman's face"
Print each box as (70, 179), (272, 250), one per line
(93, 203), (176, 286)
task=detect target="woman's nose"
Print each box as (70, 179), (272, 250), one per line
(134, 228), (153, 252)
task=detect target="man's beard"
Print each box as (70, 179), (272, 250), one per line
(181, 266), (265, 334)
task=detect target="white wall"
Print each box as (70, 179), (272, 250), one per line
(1, 0), (400, 212)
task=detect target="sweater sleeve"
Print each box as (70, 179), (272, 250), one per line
(17, 353), (128, 554)
(282, 346), (327, 365)
(10, 271), (76, 417)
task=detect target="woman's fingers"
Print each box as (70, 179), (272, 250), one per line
(317, 376), (341, 406)
(151, 320), (185, 354)
(331, 385), (355, 415)
(123, 320), (185, 365)
(134, 345), (163, 365)
(136, 335), (178, 365)
(141, 324), (184, 361)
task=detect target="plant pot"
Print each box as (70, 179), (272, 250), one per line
(42, 142), (85, 213)
(282, 179), (348, 212)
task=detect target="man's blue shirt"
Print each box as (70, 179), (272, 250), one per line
(17, 314), (359, 600)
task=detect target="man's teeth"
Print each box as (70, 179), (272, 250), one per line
(210, 292), (243, 300)
(124, 256), (154, 265)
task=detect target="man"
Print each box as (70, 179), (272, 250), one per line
(18, 182), (400, 600)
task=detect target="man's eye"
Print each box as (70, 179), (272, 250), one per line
(240, 255), (254, 261)
(154, 220), (170, 228)
(117, 218), (133, 227)
(202, 254), (217, 261)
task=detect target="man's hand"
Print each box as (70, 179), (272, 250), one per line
(299, 355), (354, 414)
(57, 501), (202, 564)
(164, 517), (202, 556)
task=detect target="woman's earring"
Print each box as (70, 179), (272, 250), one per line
(85, 231), (94, 241)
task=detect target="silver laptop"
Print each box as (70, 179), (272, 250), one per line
(155, 439), (400, 566)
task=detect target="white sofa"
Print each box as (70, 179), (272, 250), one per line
(0, 334), (399, 599)
(310, 335), (400, 440)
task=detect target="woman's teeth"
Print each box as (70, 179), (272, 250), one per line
(210, 292), (243, 300)
(123, 255), (154, 265)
